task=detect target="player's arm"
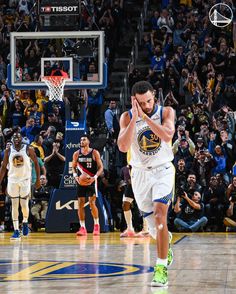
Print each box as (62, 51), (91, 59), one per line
(72, 151), (79, 179)
(28, 146), (40, 189)
(140, 106), (175, 142)
(118, 96), (139, 153)
(118, 112), (137, 153)
(0, 148), (10, 184)
(93, 149), (103, 178)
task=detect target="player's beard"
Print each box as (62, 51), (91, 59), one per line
(80, 143), (88, 148)
(143, 104), (155, 116)
(13, 142), (21, 149)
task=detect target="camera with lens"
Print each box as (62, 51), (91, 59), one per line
(176, 187), (185, 198)
(178, 125), (186, 141)
(117, 180), (127, 193)
(230, 192), (236, 203)
(178, 125), (185, 135)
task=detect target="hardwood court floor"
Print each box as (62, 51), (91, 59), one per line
(0, 231), (235, 294)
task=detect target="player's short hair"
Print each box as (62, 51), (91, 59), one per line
(80, 133), (91, 141)
(131, 81), (154, 96)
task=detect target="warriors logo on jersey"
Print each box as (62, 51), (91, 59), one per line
(137, 127), (161, 155)
(12, 155), (24, 168)
(128, 105), (174, 169)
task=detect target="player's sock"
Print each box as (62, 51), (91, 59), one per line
(156, 258), (168, 267)
(13, 220), (19, 231)
(124, 210), (134, 231)
(80, 220), (85, 228)
(94, 218), (99, 225)
(11, 198), (20, 230)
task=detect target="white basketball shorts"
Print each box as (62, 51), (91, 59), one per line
(131, 162), (175, 213)
(7, 179), (31, 198)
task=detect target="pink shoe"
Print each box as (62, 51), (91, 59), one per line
(76, 226), (87, 236)
(120, 229), (136, 238)
(93, 224), (100, 236)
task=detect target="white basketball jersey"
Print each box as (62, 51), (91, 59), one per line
(128, 105), (173, 169)
(8, 144), (32, 182)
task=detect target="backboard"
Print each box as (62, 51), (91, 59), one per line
(8, 31), (107, 90)
(41, 57), (73, 80)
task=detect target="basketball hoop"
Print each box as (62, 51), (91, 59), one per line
(42, 76), (67, 102)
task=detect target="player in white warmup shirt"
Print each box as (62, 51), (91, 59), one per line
(118, 81), (175, 287)
(0, 132), (40, 240)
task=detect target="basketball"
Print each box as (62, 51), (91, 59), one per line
(78, 173), (91, 186)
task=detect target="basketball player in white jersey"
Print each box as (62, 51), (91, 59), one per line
(118, 81), (175, 287)
(0, 132), (40, 240)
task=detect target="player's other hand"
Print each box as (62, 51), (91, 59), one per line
(135, 99), (145, 118)
(35, 179), (41, 190)
(131, 96), (139, 120)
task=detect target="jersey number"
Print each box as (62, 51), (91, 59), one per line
(86, 162), (92, 168)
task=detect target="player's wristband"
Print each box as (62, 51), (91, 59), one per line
(94, 175), (98, 180)
(73, 173), (78, 178)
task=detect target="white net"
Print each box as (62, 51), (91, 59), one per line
(41, 76), (67, 101)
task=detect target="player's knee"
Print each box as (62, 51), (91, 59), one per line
(89, 197), (96, 206)
(153, 212), (162, 224)
(153, 209), (166, 225)
(78, 198), (85, 207)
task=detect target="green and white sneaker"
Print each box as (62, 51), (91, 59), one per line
(167, 247), (173, 266)
(151, 264), (168, 287)
(167, 231), (173, 267)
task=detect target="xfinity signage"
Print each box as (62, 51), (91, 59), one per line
(66, 142), (80, 149)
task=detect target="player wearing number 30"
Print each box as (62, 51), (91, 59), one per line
(72, 134), (103, 236)
(118, 81), (175, 287)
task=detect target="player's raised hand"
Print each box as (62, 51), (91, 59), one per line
(131, 96), (139, 120)
(135, 100), (145, 119)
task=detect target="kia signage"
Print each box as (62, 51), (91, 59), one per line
(46, 189), (109, 232)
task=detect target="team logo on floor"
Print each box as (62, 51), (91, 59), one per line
(0, 260), (153, 281)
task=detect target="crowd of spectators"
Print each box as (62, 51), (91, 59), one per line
(127, 0), (236, 232)
(0, 0), (127, 232)
(0, 0), (236, 234)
